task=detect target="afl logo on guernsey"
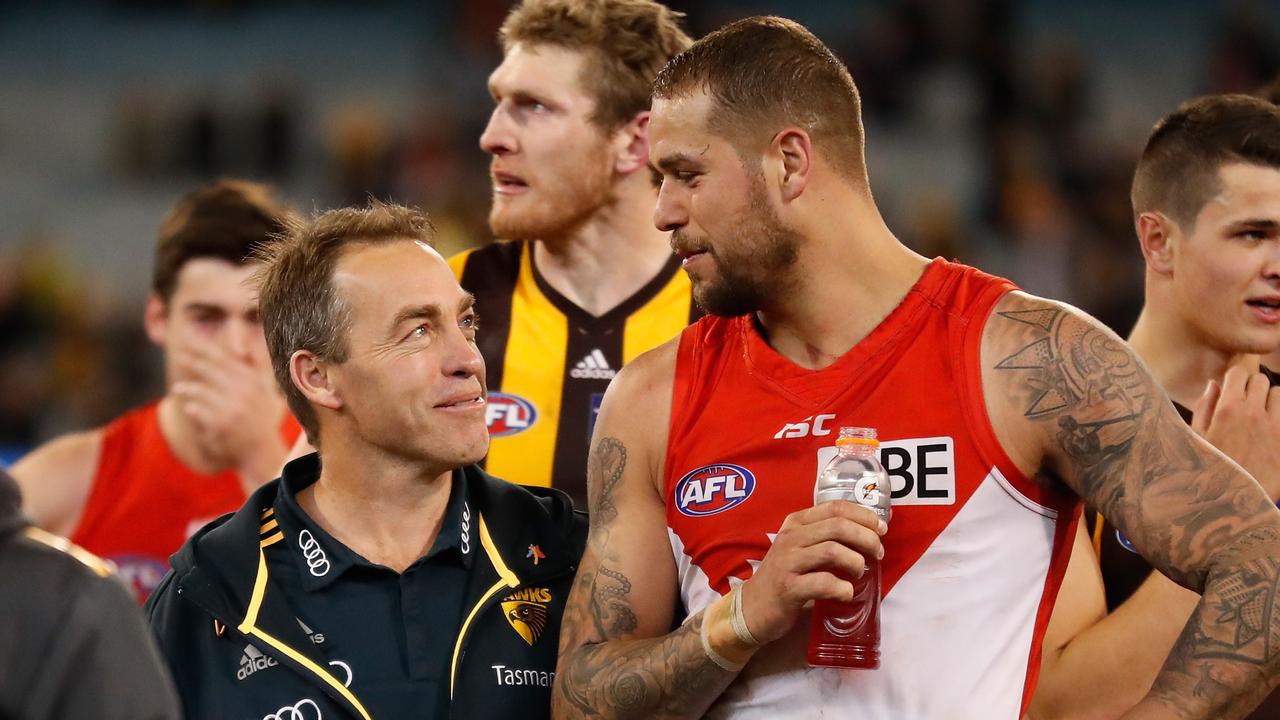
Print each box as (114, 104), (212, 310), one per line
(675, 464), (756, 517)
(1115, 528), (1138, 554)
(486, 392), (537, 437)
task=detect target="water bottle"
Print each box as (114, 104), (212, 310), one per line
(807, 426), (891, 669)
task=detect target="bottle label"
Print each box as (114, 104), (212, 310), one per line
(855, 477), (884, 507)
(814, 436), (957, 507)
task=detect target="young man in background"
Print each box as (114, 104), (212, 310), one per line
(1031, 94), (1280, 720)
(12, 179), (299, 600)
(453, 0), (698, 508)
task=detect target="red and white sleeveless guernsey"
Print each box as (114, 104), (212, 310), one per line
(665, 258), (1080, 719)
(72, 402), (301, 603)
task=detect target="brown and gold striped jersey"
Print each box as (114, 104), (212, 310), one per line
(450, 241), (699, 508)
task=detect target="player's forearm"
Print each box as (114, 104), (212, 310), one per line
(1031, 573), (1199, 720)
(553, 611), (740, 720)
(1137, 526), (1280, 720)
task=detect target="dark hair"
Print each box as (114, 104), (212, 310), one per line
(1131, 94), (1280, 227)
(1255, 75), (1280, 106)
(152, 179), (289, 301)
(500, 0), (691, 132)
(653, 16), (867, 183)
(254, 200), (436, 446)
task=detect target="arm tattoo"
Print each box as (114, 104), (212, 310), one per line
(588, 437), (627, 527)
(582, 438), (638, 641)
(591, 566), (638, 638)
(558, 612), (730, 719)
(554, 437), (736, 719)
(993, 300), (1280, 718)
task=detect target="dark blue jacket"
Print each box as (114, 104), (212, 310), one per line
(145, 462), (587, 720)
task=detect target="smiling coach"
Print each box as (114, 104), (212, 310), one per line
(145, 201), (587, 720)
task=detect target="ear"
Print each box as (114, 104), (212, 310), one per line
(612, 111), (651, 176)
(1136, 211), (1178, 276)
(143, 294), (168, 346)
(289, 349), (343, 413)
(771, 128), (812, 203)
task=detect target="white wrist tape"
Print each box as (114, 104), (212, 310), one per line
(730, 584), (762, 648)
(700, 610), (747, 672)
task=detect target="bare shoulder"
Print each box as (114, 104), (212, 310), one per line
(978, 291), (1151, 477)
(610, 334), (679, 403)
(10, 428), (104, 534)
(597, 336), (680, 489)
(12, 429), (104, 486)
(599, 333), (680, 440)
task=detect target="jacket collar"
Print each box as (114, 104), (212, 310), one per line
(169, 458), (585, 626)
(461, 463), (584, 586)
(271, 454), (477, 593)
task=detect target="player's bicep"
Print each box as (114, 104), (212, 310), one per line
(10, 430), (102, 536)
(559, 346), (679, 655)
(983, 292), (1273, 589)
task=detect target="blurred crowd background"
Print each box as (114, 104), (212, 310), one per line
(1, 0), (1278, 464)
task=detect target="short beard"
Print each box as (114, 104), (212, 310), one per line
(487, 143), (614, 242)
(692, 174), (801, 317)
(489, 195), (602, 242)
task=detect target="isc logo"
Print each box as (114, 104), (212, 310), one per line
(486, 392), (538, 437)
(675, 463), (756, 517)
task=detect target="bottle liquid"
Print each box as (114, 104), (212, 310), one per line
(807, 426), (891, 669)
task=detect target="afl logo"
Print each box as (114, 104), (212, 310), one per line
(1115, 528), (1138, 554)
(675, 463), (756, 518)
(485, 392), (538, 437)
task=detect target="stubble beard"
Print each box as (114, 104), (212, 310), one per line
(691, 175), (803, 318)
(487, 155), (614, 242)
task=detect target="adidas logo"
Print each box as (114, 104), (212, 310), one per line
(236, 643), (278, 681)
(298, 618), (325, 645)
(570, 349), (617, 380)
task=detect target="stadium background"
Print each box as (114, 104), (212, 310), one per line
(0, 0), (1277, 465)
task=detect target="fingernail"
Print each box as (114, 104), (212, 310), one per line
(877, 545), (885, 560)
(877, 519), (888, 535)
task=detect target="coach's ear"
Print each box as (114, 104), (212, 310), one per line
(772, 127), (812, 203)
(290, 349), (343, 413)
(1136, 211), (1177, 276)
(613, 111), (651, 176)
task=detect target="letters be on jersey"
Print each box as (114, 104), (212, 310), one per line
(814, 436), (956, 506)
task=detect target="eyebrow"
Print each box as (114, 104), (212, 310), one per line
(388, 293), (477, 337)
(653, 149), (708, 173)
(487, 81), (545, 107)
(182, 302), (227, 315)
(389, 303), (442, 337)
(1230, 218), (1280, 230)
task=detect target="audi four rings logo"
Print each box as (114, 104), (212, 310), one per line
(297, 530), (330, 577)
(261, 698), (321, 720)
